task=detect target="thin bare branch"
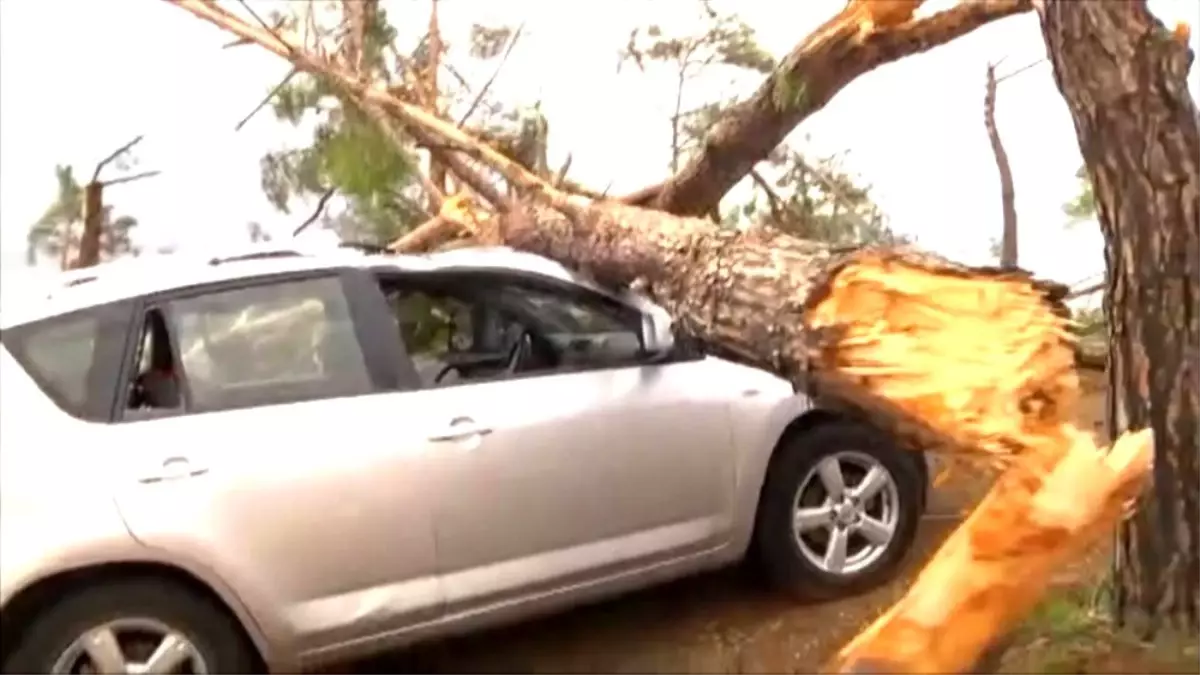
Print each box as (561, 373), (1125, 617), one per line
(996, 58), (1047, 83)
(292, 187), (337, 236)
(235, 67), (299, 131)
(91, 135), (145, 182)
(235, 0), (295, 55)
(100, 170), (162, 188)
(1066, 281), (1104, 300)
(458, 22), (525, 126)
(553, 153), (573, 188)
(749, 168), (785, 224)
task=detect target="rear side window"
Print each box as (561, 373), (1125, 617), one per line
(164, 277), (374, 412)
(1, 303), (132, 421)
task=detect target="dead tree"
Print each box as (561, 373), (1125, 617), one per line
(73, 136), (160, 270)
(984, 61), (1018, 269)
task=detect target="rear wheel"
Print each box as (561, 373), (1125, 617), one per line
(2, 580), (258, 675)
(753, 420), (923, 599)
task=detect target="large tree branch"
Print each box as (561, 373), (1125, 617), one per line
(625, 0), (1032, 215)
(173, 1), (575, 214)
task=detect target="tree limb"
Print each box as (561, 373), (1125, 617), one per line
(624, 0), (1033, 215)
(1066, 281), (1104, 299)
(292, 187), (336, 236)
(100, 170), (161, 188)
(749, 168), (785, 224)
(235, 67), (298, 131)
(91, 135), (145, 183)
(457, 22), (525, 127)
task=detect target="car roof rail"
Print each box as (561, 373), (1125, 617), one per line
(337, 241), (392, 255)
(207, 249), (304, 266)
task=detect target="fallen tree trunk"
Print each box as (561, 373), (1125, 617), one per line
(494, 200), (1081, 454)
(492, 201), (1151, 674)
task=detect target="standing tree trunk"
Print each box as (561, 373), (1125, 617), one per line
(74, 181), (105, 269)
(1037, 0), (1200, 635)
(984, 62), (1018, 269)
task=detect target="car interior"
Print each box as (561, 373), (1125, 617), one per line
(378, 277), (645, 388)
(127, 310), (183, 411)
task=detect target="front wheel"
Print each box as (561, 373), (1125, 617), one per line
(2, 580), (259, 674)
(753, 421), (923, 599)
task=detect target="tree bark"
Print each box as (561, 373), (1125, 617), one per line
(624, 0), (1032, 215)
(1037, 0), (1200, 635)
(495, 201), (1079, 454)
(73, 182), (104, 270)
(984, 62), (1019, 269)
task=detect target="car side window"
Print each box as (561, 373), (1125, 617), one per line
(383, 287), (524, 386)
(1, 302), (132, 422)
(378, 275), (645, 388)
(127, 276), (375, 415)
(499, 285), (643, 368)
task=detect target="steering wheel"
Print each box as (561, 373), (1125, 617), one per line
(433, 363), (459, 385)
(505, 329), (534, 374)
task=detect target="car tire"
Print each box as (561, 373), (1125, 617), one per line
(2, 579), (259, 675)
(753, 420), (923, 600)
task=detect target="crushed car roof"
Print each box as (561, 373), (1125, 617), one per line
(0, 244), (599, 329)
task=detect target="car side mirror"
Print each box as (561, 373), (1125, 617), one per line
(639, 310), (675, 357)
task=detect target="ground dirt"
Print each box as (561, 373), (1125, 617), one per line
(355, 370), (1198, 673)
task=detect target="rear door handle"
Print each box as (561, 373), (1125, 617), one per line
(138, 456), (208, 484)
(428, 416), (494, 442)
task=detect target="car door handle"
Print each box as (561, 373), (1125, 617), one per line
(138, 456), (208, 484)
(428, 417), (494, 442)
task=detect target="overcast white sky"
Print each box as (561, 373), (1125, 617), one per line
(2, 0), (1197, 302)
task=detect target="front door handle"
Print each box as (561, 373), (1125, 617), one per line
(428, 416), (494, 442)
(138, 456), (208, 484)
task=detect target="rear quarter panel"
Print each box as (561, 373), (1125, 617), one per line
(0, 348), (287, 670)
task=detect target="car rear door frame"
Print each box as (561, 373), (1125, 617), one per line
(107, 267), (422, 423)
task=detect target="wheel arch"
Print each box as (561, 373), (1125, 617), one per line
(0, 560), (270, 672)
(761, 408), (929, 515)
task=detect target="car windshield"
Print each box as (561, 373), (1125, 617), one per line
(499, 287), (628, 336)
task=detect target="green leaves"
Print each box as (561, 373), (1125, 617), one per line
(771, 72), (808, 113)
(259, 66), (423, 244)
(1063, 164), (1097, 224)
(736, 150), (908, 247)
(619, 3), (776, 76)
(469, 23), (515, 59)
(27, 165), (139, 265)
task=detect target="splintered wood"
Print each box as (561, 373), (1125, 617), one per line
(802, 252), (1080, 461)
(802, 253), (1153, 674)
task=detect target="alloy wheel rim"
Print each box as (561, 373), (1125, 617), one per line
(50, 617), (209, 675)
(792, 450), (901, 576)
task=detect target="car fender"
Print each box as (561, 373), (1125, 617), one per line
(0, 486), (291, 671)
(709, 361), (817, 553)
(0, 418), (293, 673)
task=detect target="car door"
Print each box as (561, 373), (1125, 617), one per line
(108, 270), (444, 653)
(377, 271), (737, 615)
